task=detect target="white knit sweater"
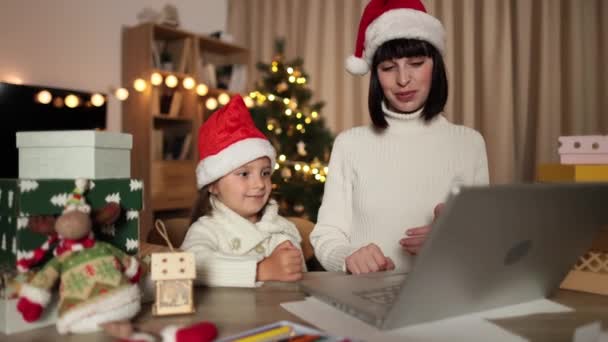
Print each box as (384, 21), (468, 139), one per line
(310, 104), (489, 272)
(180, 197), (304, 287)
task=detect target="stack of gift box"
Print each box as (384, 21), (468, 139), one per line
(0, 131), (142, 334)
(537, 135), (608, 296)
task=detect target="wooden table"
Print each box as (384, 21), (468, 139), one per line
(4, 272), (608, 341)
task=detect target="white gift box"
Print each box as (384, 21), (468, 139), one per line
(16, 131), (132, 179)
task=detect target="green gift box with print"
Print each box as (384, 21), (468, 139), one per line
(0, 178), (143, 334)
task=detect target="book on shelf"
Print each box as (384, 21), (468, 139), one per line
(152, 129), (164, 161)
(167, 91), (183, 117)
(151, 87), (161, 115)
(178, 133), (192, 160)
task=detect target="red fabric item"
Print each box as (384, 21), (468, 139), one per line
(16, 234), (58, 273)
(353, 0), (427, 58)
(198, 95), (267, 162)
(17, 297), (44, 322)
(54, 232), (96, 256)
(128, 265), (142, 284)
(175, 321), (218, 342)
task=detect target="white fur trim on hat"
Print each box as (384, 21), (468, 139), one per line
(124, 256), (139, 279)
(19, 284), (51, 306)
(160, 325), (180, 342)
(359, 8), (445, 75)
(56, 284), (141, 334)
(345, 55), (370, 75)
(196, 137), (276, 189)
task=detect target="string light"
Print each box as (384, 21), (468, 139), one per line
(218, 93), (230, 105)
(268, 94), (276, 101)
(311, 111), (319, 119)
(165, 75), (178, 88)
(183, 77), (196, 90)
(90, 93), (105, 107)
(244, 96), (254, 108)
(288, 76), (296, 83)
(64, 94), (80, 108)
(296, 112), (303, 119)
(196, 84), (209, 96)
(287, 67), (294, 74)
(278, 154), (287, 162)
(305, 117), (312, 124)
(150, 72), (163, 86)
(35, 90), (52, 104)
(205, 97), (218, 110)
(283, 98), (290, 105)
(133, 78), (147, 92)
(285, 109), (292, 116)
(115, 88), (129, 101)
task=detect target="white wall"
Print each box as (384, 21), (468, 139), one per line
(0, 0), (227, 131)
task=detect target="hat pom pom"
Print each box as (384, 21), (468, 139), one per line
(345, 55), (369, 75)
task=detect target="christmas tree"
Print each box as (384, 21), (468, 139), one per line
(249, 40), (334, 221)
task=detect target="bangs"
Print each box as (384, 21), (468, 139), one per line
(372, 39), (433, 67)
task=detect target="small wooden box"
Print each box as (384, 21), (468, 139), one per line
(150, 252), (196, 316)
(17, 130), (132, 179)
(537, 163), (608, 295)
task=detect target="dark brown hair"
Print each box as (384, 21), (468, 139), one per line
(190, 186), (213, 225)
(368, 38), (448, 129)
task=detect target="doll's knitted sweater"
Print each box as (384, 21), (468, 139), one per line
(20, 241), (140, 333)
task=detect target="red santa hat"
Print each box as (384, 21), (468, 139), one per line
(346, 0), (446, 75)
(196, 95), (276, 189)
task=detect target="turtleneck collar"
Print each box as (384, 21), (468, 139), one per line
(381, 101), (446, 132)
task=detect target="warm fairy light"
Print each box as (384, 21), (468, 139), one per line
(297, 77), (306, 84)
(271, 65), (278, 72)
(205, 97), (218, 110)
(115, 88), (129, 101)
(249, 91), (257, 98)
(315, 174), (321, 180)
(150, 72), (163, 86)
(165, 75), (178, 88)
(274, 163), (280, 170)
(244, 96), (254, 108)
(90, 93), (105, 107)
(296, 124), (303, 130)
(294, 164), (302, 171)
(279, 154), (287, 162)
(312, 168), (319, 175)
(283, 98), (290, 105)
(305, 117), (312, 124)
(300, 128), (306, 133)
(324, 166), (329, 174)
(133, 78), (147, 92)
(302, 165), (311, 173)
(296, 112), (303, 119)
(36, 90), (52, 104)
(267, 124), (275, 131)
(320, 176), (326, 182)
(268, 94), (276, 101)
(288, 76), (296, 83)
(287, 67), (294, 74)
(64, 94), (80, 108)
(182, 77), (196, 90)
(285, 109), (292, 116)
(196, 84), (209, 96)
(218, 93), (230, 105)
(311, 111), (319, 119)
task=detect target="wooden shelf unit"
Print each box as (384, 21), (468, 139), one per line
(122, 23), (249, 242)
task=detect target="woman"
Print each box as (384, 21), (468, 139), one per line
(310, 0), (489, 274)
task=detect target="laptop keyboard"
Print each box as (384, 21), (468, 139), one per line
(353, 284), (401, 305)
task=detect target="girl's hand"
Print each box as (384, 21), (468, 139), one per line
(400, 203), (444, 255)
(257, 240), (303, 282)
(345, 243), (395, 275)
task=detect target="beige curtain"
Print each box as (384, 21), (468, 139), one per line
(227, 0), (608, 184)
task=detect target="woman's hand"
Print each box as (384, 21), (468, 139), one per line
(400, 203), (444, 255)
(345, 243), (395, 275)
(257, 240), (303, 282)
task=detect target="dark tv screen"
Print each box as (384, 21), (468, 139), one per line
(0, 82), (107, 178)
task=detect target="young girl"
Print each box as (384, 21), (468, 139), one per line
(311, 0), (489, 274)
(180, 95), (305, 287)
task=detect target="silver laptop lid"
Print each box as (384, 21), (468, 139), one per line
(383, 183), (608, 329)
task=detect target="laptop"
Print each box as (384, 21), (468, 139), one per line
(300, 183), (608, 330)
